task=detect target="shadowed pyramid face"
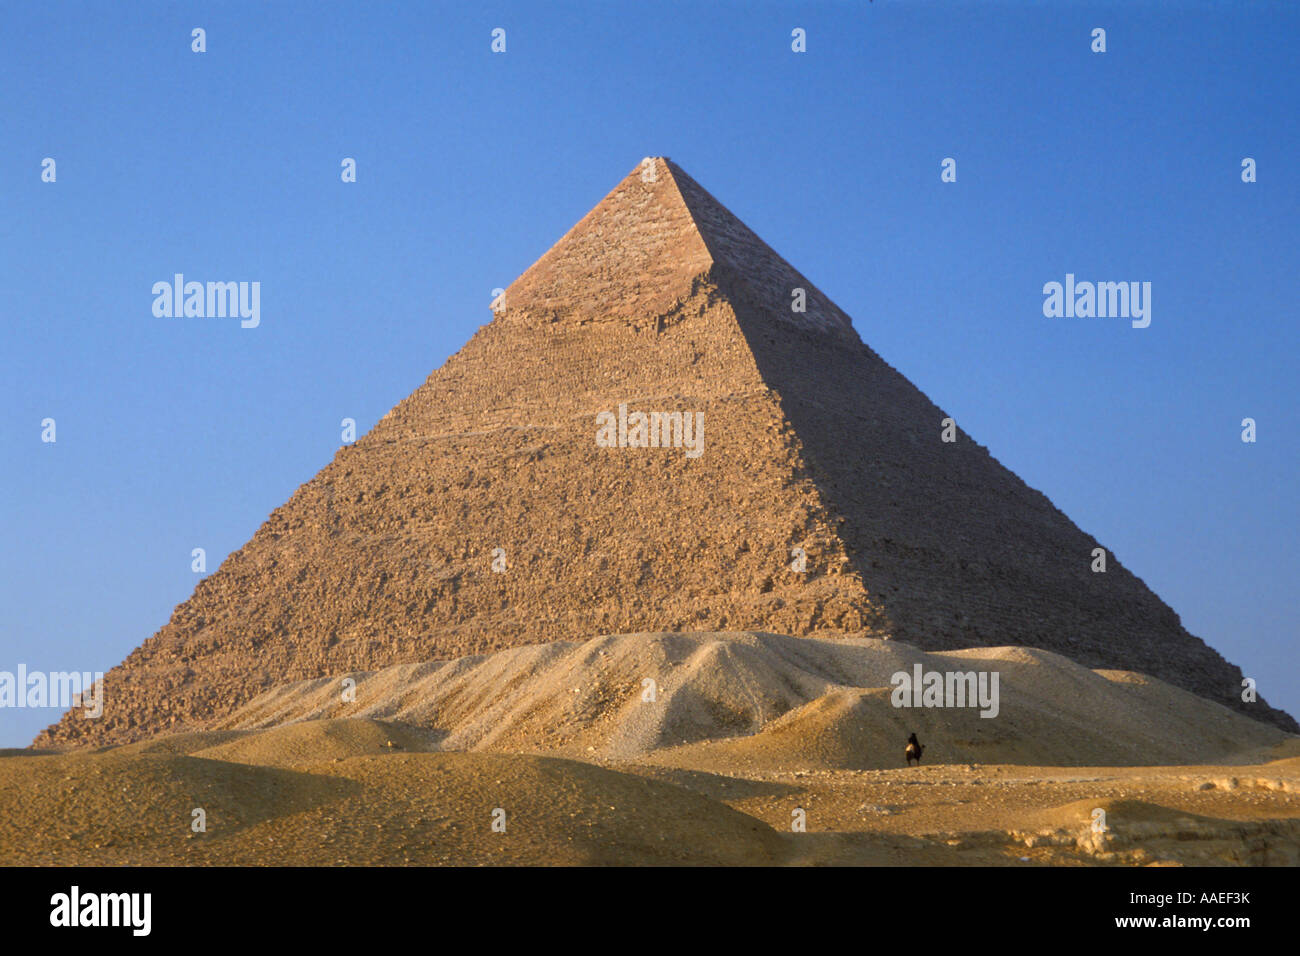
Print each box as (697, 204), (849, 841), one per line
(37, 158), (1296, 748)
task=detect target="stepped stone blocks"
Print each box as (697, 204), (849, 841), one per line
(37, 157), (1296, 747)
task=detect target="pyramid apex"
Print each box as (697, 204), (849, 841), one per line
(501, 158), (857, 341)
(501, 157), (713, 326)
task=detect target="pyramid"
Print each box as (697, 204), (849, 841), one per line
(39, 158), (1295, 747)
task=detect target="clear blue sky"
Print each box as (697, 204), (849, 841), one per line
(2, 1), (1296, 747)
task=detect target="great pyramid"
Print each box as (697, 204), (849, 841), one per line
(39, 157), (1296, 747)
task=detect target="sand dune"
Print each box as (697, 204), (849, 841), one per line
(0, 727), (784, 866)
(217, 632), (1287, 768)
(8, 633), (1296, 866)
(4, 714), (1297, 866)
(0, 748), (354, 865)
(192, 718), (436, 767)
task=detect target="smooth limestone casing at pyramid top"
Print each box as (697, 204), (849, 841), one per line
(38, 158), (1296, 747)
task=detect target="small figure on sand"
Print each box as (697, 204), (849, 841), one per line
(905, 732), (925, 766)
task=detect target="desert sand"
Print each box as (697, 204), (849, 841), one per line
(7, 632), (1297, 866)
